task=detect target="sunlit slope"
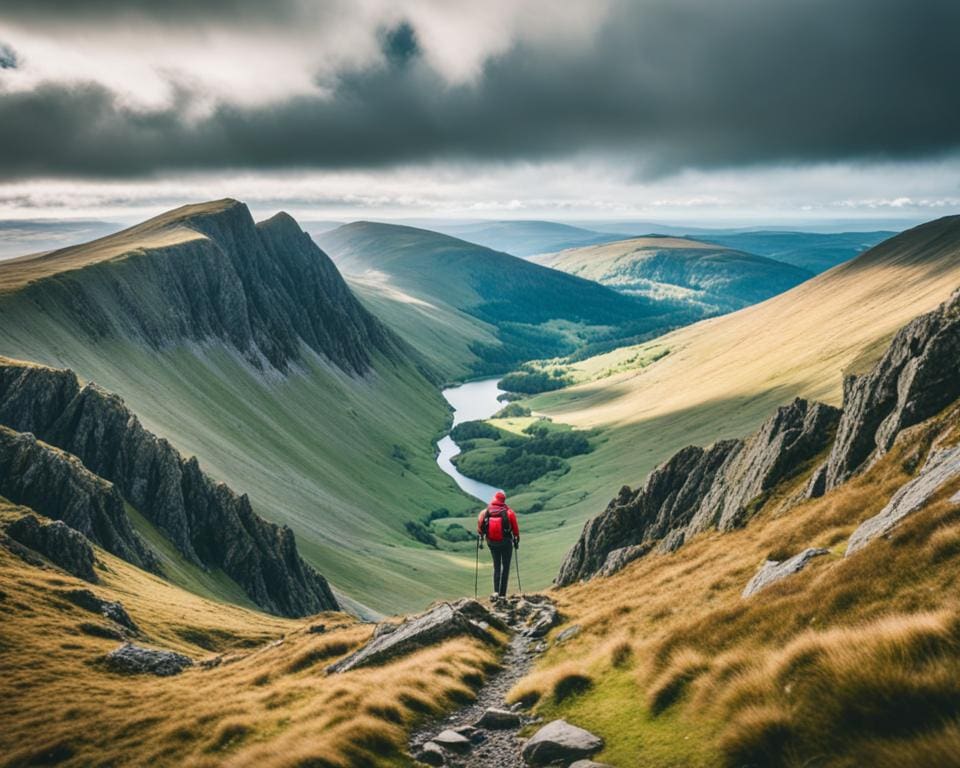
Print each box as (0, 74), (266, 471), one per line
(471, 216), (960, 591)
(533, 235), (812, 313)
(0, 201), (483, 614)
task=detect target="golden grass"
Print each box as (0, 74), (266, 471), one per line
(0, 496), (501, 767)
(514, 404), (960, 766)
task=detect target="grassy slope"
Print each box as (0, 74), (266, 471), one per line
(511, 404), (960, 767)
(0, 496), (499, 768)
(458, 217), (960, 593)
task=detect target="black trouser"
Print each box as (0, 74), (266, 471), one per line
(489, 542), (513, 597)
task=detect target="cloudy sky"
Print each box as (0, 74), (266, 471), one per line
(0, 0), (958, 226)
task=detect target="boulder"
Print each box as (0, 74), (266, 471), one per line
(417, 742), (446, 766)
(4, 514), (98, 582)
(554, 625), (581, 645)
(522, 602), (559, 638)
(847, 443), (960, 556)
(812, 288), (960, 495)
(522, 719), (604, 765)
(742, 548), (830, 597)
(105, 643), (193, 676)
(432, 729), (471, 754)
(598, 543), (651, 578)
(326, 599), (498, 674)
(569, 762), (615, 768)
(475, 708), (521, 729)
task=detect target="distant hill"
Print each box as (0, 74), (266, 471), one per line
(533, 235), (813, 314)
(696, 230), (895, 273)
(317, 221), (688, 376)
(422, 220), (633, 258)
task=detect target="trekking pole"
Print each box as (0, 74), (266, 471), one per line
(474, 535), (481, 599)
(514, 543), (522, 595)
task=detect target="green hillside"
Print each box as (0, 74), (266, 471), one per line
(317, 221), (688, 376)
(0, 200), (485, 614)
(534, 235), (813, 314)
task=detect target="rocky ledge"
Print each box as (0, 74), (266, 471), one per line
(810, 287), (960, 495)
(0, 358), (337, 617)
(557, 398), (839, 585)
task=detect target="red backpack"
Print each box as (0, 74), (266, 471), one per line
(482, 507), (511, 543)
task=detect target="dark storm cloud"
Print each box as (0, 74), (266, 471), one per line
(0, 42), (17, 69)
(1, 0), (958, 179)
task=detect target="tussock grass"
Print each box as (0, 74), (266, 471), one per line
(523, 406), (960, 766)
(0, 496), (501, 768)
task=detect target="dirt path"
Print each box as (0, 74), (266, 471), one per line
(408, 596), (557, 767)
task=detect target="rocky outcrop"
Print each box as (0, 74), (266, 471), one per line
(847, 442), (960, 556)
(327, 599), (502, 674)
(522, 720), (604, 766)
(742, 548), (830, 597)
(557, 398), (839, 585)
(104, 643), (193, 676)
(61, 588), (140, 634)
(0, 358), (338, 617)
(0, 426), (158, 572)
(811, 288), (960, 495)
(7, 200), (399, 376)
(4, 513), (98, 582)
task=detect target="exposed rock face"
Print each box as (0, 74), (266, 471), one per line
(742, 548), (830, 598)
(812, 288), (960, 495)
(0, 359), (338, 617)
(522, 719), (604, 766)
(557, 398), (839, 585)
(4, 513), (98, 582)
(847, 442), (960, 556)
(104, 643), (193, 676)
(0, 426), (158, 572)
(327, 599), (501, 674)
(7, 200), (399, 375)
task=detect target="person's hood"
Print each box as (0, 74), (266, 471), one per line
(492, 490), (506, 504)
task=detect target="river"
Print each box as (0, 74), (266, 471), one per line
(436, 377), (505, 502)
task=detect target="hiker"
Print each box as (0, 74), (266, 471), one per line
(477, 490), (520, 599)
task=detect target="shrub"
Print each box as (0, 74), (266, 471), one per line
(439, 523), (473, 543)
(499, 370), (571, 394)
(404, 520), (438, 548)
(495, 403), (532, 418)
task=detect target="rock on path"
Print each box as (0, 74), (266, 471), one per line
(410, 595), (567, 767)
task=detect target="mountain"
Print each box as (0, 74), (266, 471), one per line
(696, 230), (896, 273)
(0, 200), (483, 614)
(317, 221), (688, 377)
(533, 235), (813, 314)
(419, 220), (634, 258)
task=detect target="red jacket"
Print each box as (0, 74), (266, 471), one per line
(478, 503), (520, 544)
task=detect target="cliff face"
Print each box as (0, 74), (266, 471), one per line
(810, 288), (960, 495)
(0, 425), (158, 573)
(0, 357), (338, 616)
(7, 200), (399, 375)
(557, 398), (840, 585)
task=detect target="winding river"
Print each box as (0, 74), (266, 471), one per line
(436, 377), (505, 502)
